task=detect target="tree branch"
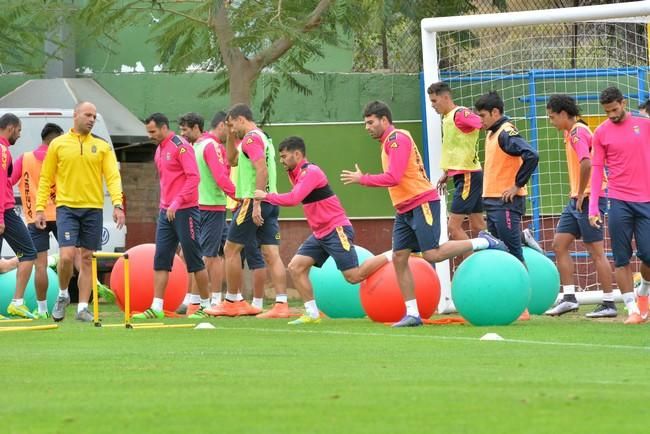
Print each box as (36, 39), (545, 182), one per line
(253, 0), (333, 70)
(209, 0), (246, 69)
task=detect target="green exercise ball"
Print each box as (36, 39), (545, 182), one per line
(522, 247), (560, 315)
(310, 246), (374, 318)
(451, 250), (530, 326)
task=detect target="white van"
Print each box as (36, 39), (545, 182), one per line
(0, 109), (127, 259)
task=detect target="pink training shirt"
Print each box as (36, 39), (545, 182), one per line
(241, 129), (265, 162)
(0, 137), (15, 223)
(265, 160), (351, 239)
(155, 132), (199, 210)
(198, 132), (236, 211)
(589, 113), (650, 216)
(10, 144), (48, 186)
(447, 108), (482, 177)
(360, 125), (438, 214)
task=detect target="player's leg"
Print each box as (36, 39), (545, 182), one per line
(52, 206), (80, 321)
(286, 237), (323, 324)
(4, 209), (37, 319)
(133, 210), (177, 319)
(72, 208), (104, 322)
(244, 240), (266, 311)
(546, 201), (580, 316)
(632, 201), (650, 320)
(256, 203), (289, 319)
(28, 222), (52, 318)
(389, 210), (421, 327)
(607, 199), (640, 324)
(580, 197), (616, 318)
(174, 207), (209, 318)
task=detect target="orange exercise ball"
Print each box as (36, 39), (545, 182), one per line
(360, 256), (440, 323)
(110, 243), (188, 313)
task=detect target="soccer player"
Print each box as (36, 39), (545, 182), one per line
(0, 113), (37, 320)
(255, 136), (388, 324)
(178, 111), (236, 317)
(543, 94), (615, 318)
(474, 92), (539, 264)
(427, 82), (486, 241)
(11, 123), (64, 319)
(588, 86), (650, 325)
(133, 113), (210, 319)
(214, 103), (288, 318)
(341, 101), (507, 327)
(36, 102), (125, 322)
(638, 99), (650, 117)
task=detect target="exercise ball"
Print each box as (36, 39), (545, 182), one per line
(0, 267), (58, 315)
(523, 247), (560, 315)
(110, 243), (188, 313)
(360, 256), (441, 323)
(310, 246), (374, 318)
(452, 250), (530, 326)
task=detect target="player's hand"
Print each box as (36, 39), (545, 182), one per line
(589, 215), (602, 229)
(502, 185), (519, 203)
(575, 194), (585, 213)
(436, 172), (448, 195)
(254, 189), (267, 201)
(252, 201), (264, 226)
(113, 207), (126, 230)
(0, 223), (4, 235)
(341, 164), (363, 185)
(166, 207), (176, 222)
(35, 211), (47, 230)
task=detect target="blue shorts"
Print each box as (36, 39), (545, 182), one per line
(219, 222), (228, 257)
(607, 198), (650, 267)
(154, 207), (205, 273)
(556, 197), (607, 243)
(1, 209), (37, 261)
(450, 171), (484, 215)
(297, 225), (359, 271)
(221, 221), (265, 269)
(392, 200), (441, 253)
(28, 221), (57, 253)
(227, 199), (280, 246)
(199, 210), (226, 258)
(56, 206), (102, 250)
(484, 197), (526, 263)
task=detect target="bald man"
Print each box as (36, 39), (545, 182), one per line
(36, 102), (125, 322)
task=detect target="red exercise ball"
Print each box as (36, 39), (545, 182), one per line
(110, 243), (188, 313)
(360, 256), (440, 322)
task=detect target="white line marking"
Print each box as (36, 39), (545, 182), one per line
(219, 326), (650, 351)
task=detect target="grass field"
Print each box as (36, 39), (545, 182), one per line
(3, 304), (649, 434)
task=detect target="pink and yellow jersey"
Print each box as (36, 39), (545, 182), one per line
(564, 122), (605, 199)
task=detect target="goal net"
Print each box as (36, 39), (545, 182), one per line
(421, 2), (650, 313)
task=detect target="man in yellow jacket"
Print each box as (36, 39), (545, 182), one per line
(35, 101), (125, 322)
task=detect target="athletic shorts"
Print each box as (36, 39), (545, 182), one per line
(56, 206), (102, 251)
(392, 200), (441, 253)
(227, 199), (280, 246)
(1, 209), (37, 261)
(297, 225), (359, 271)
(450, 171), (484, 215)
(154, 207), (205, 273)
(28, 221), (57, 253)
(556, 197), (607, 243)
(199, 210), (226, 258)
(220, 221), (265, 269)
(608, 198), (650, 267)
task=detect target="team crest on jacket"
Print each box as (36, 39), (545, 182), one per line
(91, 145), (97, 153)
(507, 127), (519, 137)
(633, 125), (640, 135)
(166, 152), (171, 160)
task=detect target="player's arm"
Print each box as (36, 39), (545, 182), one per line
(570, 129), (592, 211)
(0, 146), (8, 229)
(497, 130), (539, 202)
(170, 144), (200, 211)
(204, 143), (236, 199)
(102, 144), (124, 207)
(343, 136), (410, 187)
(36, 142), (58, 212)
(260, 167), (320, 206)
(454, 108), (482, 132)
(9, 155), (22, 186)
(588, 132), (605, 226)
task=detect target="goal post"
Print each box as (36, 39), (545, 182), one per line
(421, 1), (650, 313)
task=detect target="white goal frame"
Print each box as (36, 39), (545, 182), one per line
(421, 1), (650, 313)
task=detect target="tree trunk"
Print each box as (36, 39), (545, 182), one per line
(228, 59), (258, 106)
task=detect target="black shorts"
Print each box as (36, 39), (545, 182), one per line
(154, 207), (205, 273)
(450, 171), (484, 215)
(297, 226), (359, 271)
(28, 221), (57, 253)
(199, 210), (226, 258)
(57, 206), (102, 251)
(1, 209), (37, 261)
(392, 200), (441, 253)
(227, 199), (280, 246)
